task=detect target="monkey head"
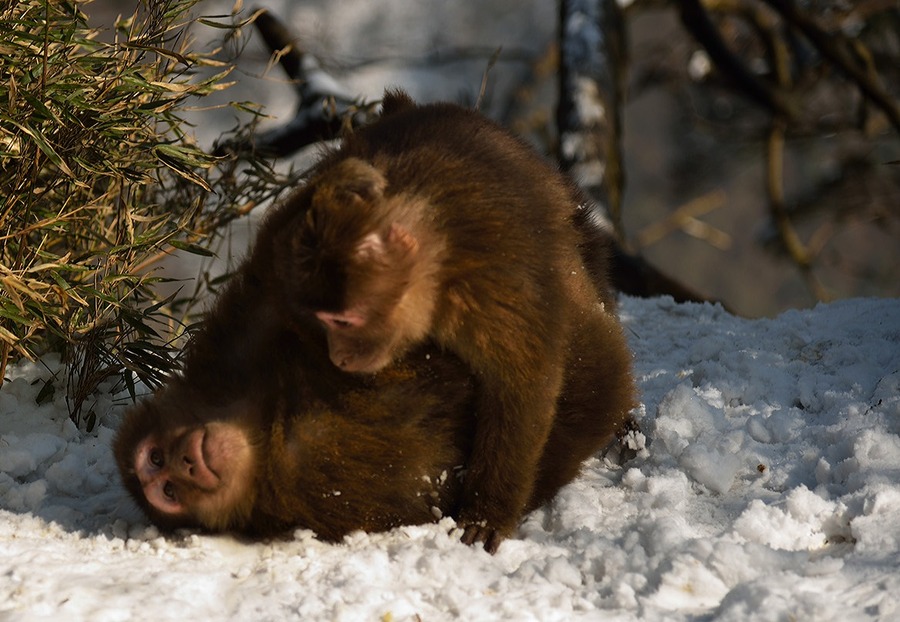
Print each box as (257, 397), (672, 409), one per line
(272, 157), (440, 374)
(114, 381), (260, 532)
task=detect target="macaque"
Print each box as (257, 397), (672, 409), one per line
(252, 89), (633, 551)
(114, 249), (637, 543)
(114, 266), (478, 538)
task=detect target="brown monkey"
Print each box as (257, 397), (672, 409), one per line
(114, 265), (478, 538)
(254, 89), (631, 551)
(113, 246), (637, 542)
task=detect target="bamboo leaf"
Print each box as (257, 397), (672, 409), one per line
(9, 120), (76, 177)
(168, 239), (215, 257)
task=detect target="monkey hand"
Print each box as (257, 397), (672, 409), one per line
(456, 518), (505, 554)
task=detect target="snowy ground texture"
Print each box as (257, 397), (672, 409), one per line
(1, 296), (899, 621)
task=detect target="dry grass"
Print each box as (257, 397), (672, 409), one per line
(0, 0), (296, 427)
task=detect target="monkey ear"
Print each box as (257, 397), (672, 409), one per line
(354, 223), (418, 262)
(326, 158), (387, 206)
(386, 222), (419, 257)
(355, 232), (387, 261)
(309, 159), (387, 233)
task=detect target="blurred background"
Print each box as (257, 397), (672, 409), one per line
(84, 0), (900, 318)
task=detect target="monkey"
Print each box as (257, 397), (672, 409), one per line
(251, 89), (633, 551)
(114, 264), (478, 539)
(114, 88), (638, 550)
(113, 244), (637, 544)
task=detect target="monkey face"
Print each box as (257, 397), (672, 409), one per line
(303, 221), (426, 374)
(114, 387), (259, 532)
(133, 423), (253, 524)
(316, 308), (406, 373)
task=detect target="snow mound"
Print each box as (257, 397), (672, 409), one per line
(2, 296), (899, 621)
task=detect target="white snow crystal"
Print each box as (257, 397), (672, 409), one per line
(1, 295), (898, 621)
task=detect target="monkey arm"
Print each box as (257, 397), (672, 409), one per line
(439, 288), (569, 553)
(457, 372), (562, 553)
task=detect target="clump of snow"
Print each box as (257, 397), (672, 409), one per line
(2, 296), (899, 621)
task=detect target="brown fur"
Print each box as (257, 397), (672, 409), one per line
(114, 89), (637, 549)
(114, 256), (636, 542)
(254, 89), (634, 551)
(114, 266), (477, 538)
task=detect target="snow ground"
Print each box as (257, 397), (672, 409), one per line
(1, 296), (898, 621)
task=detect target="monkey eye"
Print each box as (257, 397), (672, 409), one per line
(331, 318), (354, 329)
(162, 481), (177, 502)
(149, 448), (164, 468)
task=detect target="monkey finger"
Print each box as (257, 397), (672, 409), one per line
(460, 525), (486, 545)
(459, 522), (503, 554)
(483, 530), (504, 555)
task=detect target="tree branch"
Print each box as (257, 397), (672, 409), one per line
(759, 15), (829, 303)
(762, 0), (900, 134)
(215, 7), (379, 158)
(765, 117), (828, 301)
(679, 0), (798, 120)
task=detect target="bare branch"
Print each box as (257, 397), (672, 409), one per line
(252, 7), (302, 80)
(608, 245), (727, 308)
(558, 0), (721, 307)
(758, 15), (829, 304)
(215, 7), (379, 157)
(761, 0), (900, 134)
(679, 0), (797, 119)
(636, 191), (731, 250)
(765, 117), (829, 301)
(475, 47), (503, 111)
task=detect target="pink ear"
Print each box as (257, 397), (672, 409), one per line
(316, 310), (366, 329)
(386, 223), (419, 256)
(354, 232), (386, 260)
(354, 224), (418, 261)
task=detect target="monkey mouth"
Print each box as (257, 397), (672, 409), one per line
(339, 357), (381, 373)
(335, 350), (393, 374)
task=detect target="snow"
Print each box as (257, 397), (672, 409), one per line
(1, 296), (898, 621)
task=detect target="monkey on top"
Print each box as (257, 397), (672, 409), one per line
(115, 89), (637, 554)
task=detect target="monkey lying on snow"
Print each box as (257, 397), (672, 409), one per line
(114, 90), (637, 552)
(114, 264), (635, 543)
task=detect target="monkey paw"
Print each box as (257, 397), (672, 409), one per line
(457, 520), (505, 554)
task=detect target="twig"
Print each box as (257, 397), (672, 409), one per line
(765, 114), (830, 302)
(679, 0), (797, 120)
(215, 7), (379, 157)
(558, 0), (722, 308)
(130, 199), (259, 276)
(636, 191), (731, 250)
(500, 41), (558, 132)
(766, 118), (825, 298)
(475, 47), (502, 111)
(762, 0), (900, 134)
(753, 1), (830, 302)
(253, 8), (302, 80)
(0, 340), (9, 386)
(607, 245), (726, 309)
